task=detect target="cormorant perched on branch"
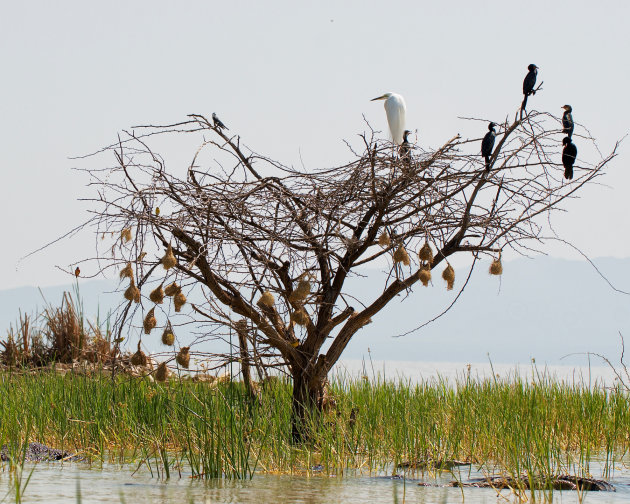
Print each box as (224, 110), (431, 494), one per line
(481, 122), (496, 172)
(562, 105), (574, 139)
(212, 112), (228, 131)
(521, 64), (539, 116)
(399, 130), (412, 166)
(562, 136), (577, 180)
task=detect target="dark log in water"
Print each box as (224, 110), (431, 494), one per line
(0, 442), (80, 462)
(420, 475), (615, 492)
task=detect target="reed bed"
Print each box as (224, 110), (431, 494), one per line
(0, 369), (628, 485)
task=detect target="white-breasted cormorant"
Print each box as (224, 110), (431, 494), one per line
(481, 122), (496, 172)
(399, 129), (412, 163)
(212, 113), (228, 131)
(562, 136), (577, 180)
(370, 92), (407, 145)
(562, 105), (574, 139)
(521, 64), (538, 116)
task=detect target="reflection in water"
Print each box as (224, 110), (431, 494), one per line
(4, 462), (630, 504)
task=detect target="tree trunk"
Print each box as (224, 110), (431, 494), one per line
(291, 371), (325, 443)
(236, 322), (259, 403)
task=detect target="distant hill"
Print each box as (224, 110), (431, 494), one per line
(0, 257), (628, 366)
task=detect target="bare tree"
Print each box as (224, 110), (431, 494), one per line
(75, 105), (616, 440)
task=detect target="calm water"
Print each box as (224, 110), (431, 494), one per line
(6, 461), (630, 503)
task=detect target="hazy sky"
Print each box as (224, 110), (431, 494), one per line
(2, 1), (629, 289)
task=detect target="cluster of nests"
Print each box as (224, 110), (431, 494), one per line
(257, 274), (313, 329)
(378, 231), (503, 290)
(119, 230), (190, 381)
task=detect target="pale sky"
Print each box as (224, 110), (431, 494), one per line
(2, 1), (629, 289)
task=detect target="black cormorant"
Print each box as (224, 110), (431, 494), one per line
(399, 130), (412, 166)
(562, 136), (577, 180)
(212, 112), (228, 131)
(521, 64), (538, 115)
(481, 122), (496, 171)
(562, 105), (574, 139)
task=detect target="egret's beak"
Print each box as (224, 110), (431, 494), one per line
(371, 95), (387, 101)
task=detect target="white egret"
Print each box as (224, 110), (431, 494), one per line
(370, 92), (406, 145)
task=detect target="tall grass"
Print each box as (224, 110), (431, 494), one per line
(0, 368), (627, 486)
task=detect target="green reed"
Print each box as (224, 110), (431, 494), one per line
(0, 367), (627, 486)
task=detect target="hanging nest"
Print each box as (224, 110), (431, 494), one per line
(235, 319), (248, 334)
(174, 291), (187, 312)
(393, 245), (410, 266)
(164, 282), (181, 297)
(378, 231), (391, 248)
(291, 308), (309, 326)
(143, 307), (157, 335)
(176, 347), (190, 368)
(489, 257), (503, 276)
(124, 279), (141, 303)
(119, 262), (133, 280)
(155, 361), (169, 382)
(161, 244), (177, 270)
(161, 323), (175, 346)
(289, 278), (311, 304)
(130, 346), (147, 367)
(418, 265), (432, 287)
(150, 284), (165, 304)
(257, 290), (275, 308)
(442, 264), (455, 290)
(121, 228), (132, 243)
(418, 242), (434, 263)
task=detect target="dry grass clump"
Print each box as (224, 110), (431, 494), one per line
(442, 264), (455, 290)
(143, 308), (157, 335)
(119, 262), (133, 280)
(418, 266), (432, 287)
(176, 347), (190, 368)
(489, 257), (503, 275)
(257, 290), (275, 308)
(393, 245), (410, 266)
(164, 282), (180, 297)
(291, 309), (309, 326)
(161, 244), (177, 270)
(378, 231), (391, 247)
(174, 291), (187, 312)
(150, 284), (165, 304)
(418, 242), (434, 263)
(124, 280), (141, 303)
